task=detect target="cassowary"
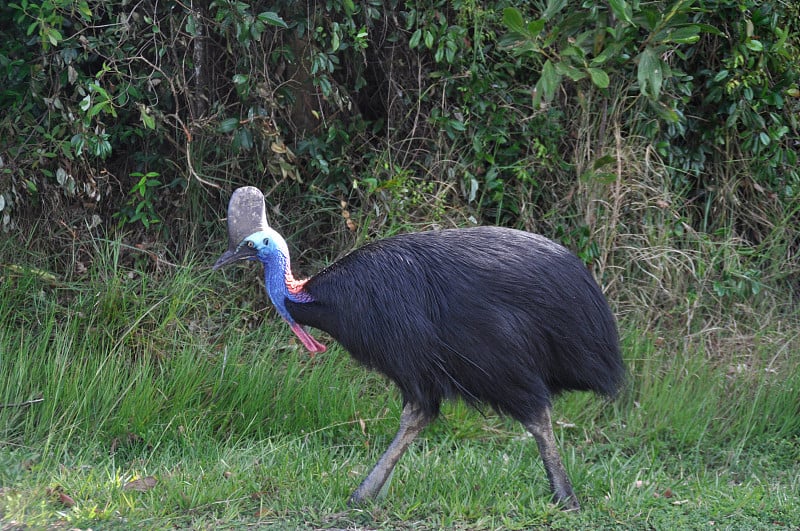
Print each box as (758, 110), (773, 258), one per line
(213, 186), (624, 510)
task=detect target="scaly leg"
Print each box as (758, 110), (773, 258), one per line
(524, 406), (580, 511)
(348, 401), (432, 505)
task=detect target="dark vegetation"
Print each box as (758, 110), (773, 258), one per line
(1, 0), (797, 267)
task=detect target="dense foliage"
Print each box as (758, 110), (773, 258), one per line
(0, 0), (797, 292)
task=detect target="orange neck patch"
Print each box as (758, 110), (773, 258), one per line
(286, 275), (309, 296)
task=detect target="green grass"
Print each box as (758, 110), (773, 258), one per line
(1, 239), (799, 530)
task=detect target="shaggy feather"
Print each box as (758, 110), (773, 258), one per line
(286, 226), (623, 420)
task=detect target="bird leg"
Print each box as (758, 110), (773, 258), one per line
(348, 401), (432, 505)
(524, 406), (580, 511)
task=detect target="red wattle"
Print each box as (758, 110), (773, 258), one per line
(290, 322), (327, 354)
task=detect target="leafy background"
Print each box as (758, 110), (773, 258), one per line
(2, 0), (797, 259)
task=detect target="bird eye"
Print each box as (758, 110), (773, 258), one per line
(246, 241), (254, 249)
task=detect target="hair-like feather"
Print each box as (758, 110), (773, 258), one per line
(286, 226), (623, 420)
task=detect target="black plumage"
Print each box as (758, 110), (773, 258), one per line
(288, 227), (622, 419)
(214, 186), (625, 510)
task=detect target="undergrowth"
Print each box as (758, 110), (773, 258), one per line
(1, 224), (798, 528)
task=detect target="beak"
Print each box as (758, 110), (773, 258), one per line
(212, 245), (256, 270)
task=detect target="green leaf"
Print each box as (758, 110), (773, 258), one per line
(608, 0), (634, 25)
(591, 42), (623, 66)
(448, 119), (466, 132)
(502, 7), (526, 35)
(535, 60), (561, 105)
(88, 101), (109, 118)
(773, 25), (789, 53)
(713, 69), (729, 82)
(445, 40), (456, 63)
(235, 127), (254, 150)
(745, 39), (763, 52)
(77, 1), (92, 19)
(409, 28), (422, 48)
(140, 107), (155, 130)
(593, 155), (617, 169)
(218, 117), (240, 133)
(257, 11), (288, 29)
(424, 29), (434, 49)
(696, 23), (723, 36)
(555, 63), (587, 81)
(502, 8), (544, 40)
(587, 67), (610, 88)
(561, 45), (586, 60)
(667, 25), (701, 44)
(47, 28), (63, 47)
(637, 47), (663, 100)
(526, 19), (545, 37)
(542, 0), (568, 21)
(640, 8), (660, 32)
(232, 74), (248, 85)
(186, 15), (197, 36)
(250, 20), (264, 41)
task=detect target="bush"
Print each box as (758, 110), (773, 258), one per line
(0, 0), (797, 284)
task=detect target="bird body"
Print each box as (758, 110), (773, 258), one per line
(284, 227), (621, 419)
(215, 187), (625, 510)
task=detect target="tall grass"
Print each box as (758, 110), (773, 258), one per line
(1, 229), (798, 528)
(0, 237), (396, 446)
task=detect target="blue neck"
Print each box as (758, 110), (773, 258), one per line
(243, 229), (326, 353)
(260, 249), (311, 324)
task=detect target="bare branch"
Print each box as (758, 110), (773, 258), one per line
(0, 397), (44, 409)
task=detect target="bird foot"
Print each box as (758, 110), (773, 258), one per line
(555, 494), (580, 512)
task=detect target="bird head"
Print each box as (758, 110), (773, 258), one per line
(213, 186), (274, 270)
(237, 229), (290, 266)
(213, 186), (327, 354)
